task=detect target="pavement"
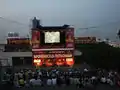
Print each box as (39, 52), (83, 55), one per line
(15, 84), (120, 90)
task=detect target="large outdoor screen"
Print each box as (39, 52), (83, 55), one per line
(40, 31), (65, 45)
(45, 32), (60, 43)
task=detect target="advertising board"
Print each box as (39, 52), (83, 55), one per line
(66, 28), (74, 48)
(33, 54), (72, 58)
(33, 50), (73, 58)
(7, 38), (30, 45)
(31, 26), (75, 67)
(32, 30), (40, 49)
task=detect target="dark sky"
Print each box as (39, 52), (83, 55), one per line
(0, 0), (120, 42)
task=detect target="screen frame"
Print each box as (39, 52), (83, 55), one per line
(44, 31), (60, 44)
(40, 30), (66, 46)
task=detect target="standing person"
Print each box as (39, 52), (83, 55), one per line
(29, 76), (42, 86)
(19, 78), (25, 87)
(76, 76), (80, 88)
(66, 76), (70, 86)
(57, 76), (61, 86)
(78, 77), (83, 88)
(47, 77), (52, 86)
(52, 77), (57, 86)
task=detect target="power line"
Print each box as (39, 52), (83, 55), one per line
(78, 20), (120, 30)
(0, 16), (28, 26)
(1, 16), (120, 30)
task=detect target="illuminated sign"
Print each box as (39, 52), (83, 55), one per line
(33, 59), (41, 63)
(66, 58), (74, 66)
(33, 50), (72, 54)
(34, 54), (72, 58)
(66, 28), (74, 48)
(7, 39), (30, 44)
(32, 31), (40, 48)
(33, 59), (42, 66)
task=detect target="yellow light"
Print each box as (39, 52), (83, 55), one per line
(58, 59), (61, 61)
(66, 58), (73, 62)
(34, 59), (41, 63)
(37, 62), (40, 65)
(48, 59), (51, 62)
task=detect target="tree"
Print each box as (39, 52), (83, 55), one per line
(75, 42), (120, 70)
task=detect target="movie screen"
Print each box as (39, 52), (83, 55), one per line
(45, 32), (60, 43)
(40, 31), (65, 45)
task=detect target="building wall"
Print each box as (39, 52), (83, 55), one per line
(108, 42), (120, 48)
(0, 44), (5, 52)
(0, 50), (81, 58)
(75, 37), (97, 44)
(0, 52), (32, 57)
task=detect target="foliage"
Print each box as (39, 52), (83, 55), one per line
(75, 42), (120, 70)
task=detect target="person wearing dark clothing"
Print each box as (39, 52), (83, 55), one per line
(66, 76), (70, 86)
(57, 77), (61, 86)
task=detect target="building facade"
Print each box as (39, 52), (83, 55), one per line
(0, 43), (81, 67)
(75, 37), (97, 44)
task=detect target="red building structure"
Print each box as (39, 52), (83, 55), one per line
(31, 18), (75, 67)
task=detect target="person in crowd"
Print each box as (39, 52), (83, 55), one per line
(52, 77), (57, 86)
(7, 67), (120, 89)
(101, 76), (106, 84)
(29, 76), (42, 86)
(47, 77), (52, 86)
(18, 77), (25, 87)
(65, 76), (70, 86)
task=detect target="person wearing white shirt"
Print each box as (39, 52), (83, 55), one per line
(14, 73), (18, 81)
(69, 77), (74, 85)
(84, 68), (88, 72)
(18, 72), (23, 78)
(76, 78), (80, 88)
(91, 76), (98, 85)
(74, 78), (78, 85)
(107, 78), (111, 84)
(52, 78), (57, 86)
(32, 72), (35, 77)
(47, 72), (49, 77)
(30, 77), (42, 86)
(91, 76), (96, 80)
(30, 78), (35, 83)
(91, 76), (96, 83)
(101, 77), (106, 83)
(107, 78), (114, 86)
(38, 71), (42, 76)
(47, 78), (52, 86)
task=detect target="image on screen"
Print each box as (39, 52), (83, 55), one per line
(45, 32), (60, 43)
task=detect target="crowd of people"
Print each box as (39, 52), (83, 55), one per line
(2, 67), (120, 89)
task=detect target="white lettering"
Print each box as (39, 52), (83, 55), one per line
(33, 54), (72, 58)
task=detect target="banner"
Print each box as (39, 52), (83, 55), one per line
(7, 38), (30, 45)
(32, 31), (40, 49)
(33, 50), (72, 54)
(66, 28), (74, 48)
(33, 54), (72, 58)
